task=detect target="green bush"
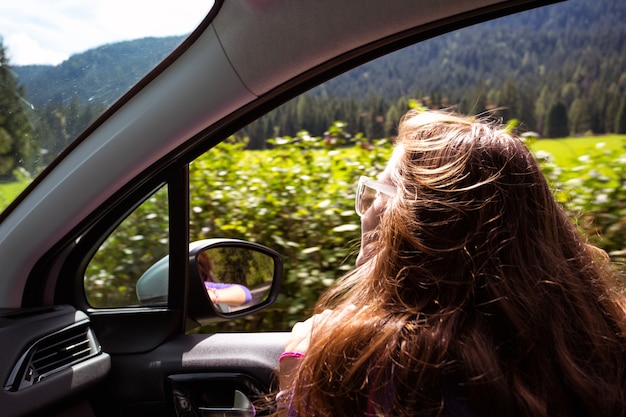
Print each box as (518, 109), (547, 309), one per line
(535, 140), (626, 264)
(81, 127), (626, 332)
(195, 132), (626, 332)
(189, 125), (391, 331)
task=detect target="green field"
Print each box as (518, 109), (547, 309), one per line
(0, 181), (28, 212)
(0, 134), (624, 214)
(530, 134), (626, 167)
(527, 134), (626, 188)
(3, 132), (621, 330)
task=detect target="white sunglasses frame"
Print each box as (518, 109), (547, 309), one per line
(355, 175), (397, 216)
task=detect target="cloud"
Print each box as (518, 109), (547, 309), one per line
(4, 33), (66, 66)
(0, 0), (212, 66)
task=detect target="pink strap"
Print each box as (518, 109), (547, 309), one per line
(279, 351), (305, 361)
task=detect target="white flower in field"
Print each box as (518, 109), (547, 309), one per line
(588, 169), (601, 178)
(302, 247), (320, 254)
(578, 154), (591, 162)
(317, 199), (331, 208)
(566, 178), (584, 187)
(595, 142), (606, 149)
(534, 150), (553, 162)
(594, 193), (609, 205)
(332, 224), (360, 232)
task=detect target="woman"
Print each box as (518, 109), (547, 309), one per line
(136, 249), (252, 307)
(197, 250), (252, 307)
(277, 110), (626, 416)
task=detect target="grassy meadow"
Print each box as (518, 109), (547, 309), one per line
(530, 135), (626, 166)
(0, 134), (624, 215)
(4, 132), (623, 330)
(0, 181), (28, 212)
(529, 135), (626, 189)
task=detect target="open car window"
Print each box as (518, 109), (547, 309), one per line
(78, 0), (625, 328)
(189, 0), (626, 331)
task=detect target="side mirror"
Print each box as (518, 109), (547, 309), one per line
(136, 239), (282, 326)
(187, 239), (283, 322)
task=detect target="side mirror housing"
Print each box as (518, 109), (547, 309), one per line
(187, 239), (283, 325)
(135, 239), (282, 327)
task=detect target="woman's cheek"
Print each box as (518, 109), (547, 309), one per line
(356, 202), (385, 267)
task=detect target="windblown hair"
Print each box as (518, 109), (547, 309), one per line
(288, 111), (626, 417)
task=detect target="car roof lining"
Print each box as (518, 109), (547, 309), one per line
(214, 0), (563, 96)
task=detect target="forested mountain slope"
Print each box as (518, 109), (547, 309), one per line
(9, 0), (626, 147)
(318, 0), (625, 99)
(14, 36), (184, 107)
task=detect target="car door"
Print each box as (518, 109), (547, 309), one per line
(0, 1), (563, 416)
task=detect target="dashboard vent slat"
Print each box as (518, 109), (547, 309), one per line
(4, 321), (101, 391)
(31, 331), (93, 376)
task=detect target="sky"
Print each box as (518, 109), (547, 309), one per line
(0, 1), (214, 66)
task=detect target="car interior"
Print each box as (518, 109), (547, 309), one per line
(0, 0), (567, 416)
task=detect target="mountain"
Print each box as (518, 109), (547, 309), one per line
(12, 0), (626, 110)
(313, 0), (626, 100)
(13, 36), (185, 107)
(9, 0), (626, 142)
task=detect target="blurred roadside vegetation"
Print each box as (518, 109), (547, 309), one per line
(3, 128), (625, 332)
(195, 129), (626, 332)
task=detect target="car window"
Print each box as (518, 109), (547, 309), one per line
(0, 1), (214, 216)
(76, 0), (623, 324)
(85, 186), (169, 308)
(190, 0), (626, 332)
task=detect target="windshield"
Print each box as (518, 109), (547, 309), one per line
(0, 1), (215, 213)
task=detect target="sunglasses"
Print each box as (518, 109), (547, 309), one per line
(355, 176), (397, 217)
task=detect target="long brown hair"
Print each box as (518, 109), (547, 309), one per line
(288, 111), (626, 416)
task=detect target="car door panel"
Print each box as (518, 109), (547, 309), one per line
(88, 310), (181, 354)
(91, 333), (289, 417)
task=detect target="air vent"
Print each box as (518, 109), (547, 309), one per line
(5, 321), (101, 391)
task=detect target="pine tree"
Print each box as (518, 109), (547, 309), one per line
(497, 78), (520, 122)
(0, 41), (35, 179)
(545, 102), (569, 138)
(615, 95), (626, 134)
(569, 98), (592, 135)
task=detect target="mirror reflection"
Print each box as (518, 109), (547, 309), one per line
(197, 247), (275, 313)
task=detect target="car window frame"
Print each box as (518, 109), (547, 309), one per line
(20, 0), (567, 336)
